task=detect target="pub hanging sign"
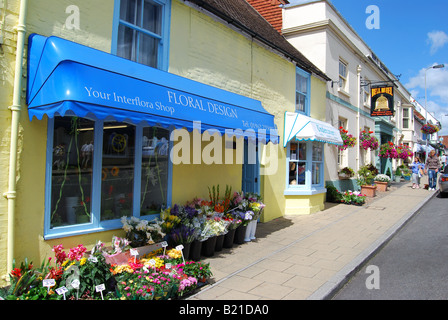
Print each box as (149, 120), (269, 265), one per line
(370, 85), (394, 117)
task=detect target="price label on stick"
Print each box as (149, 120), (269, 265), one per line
(56, 286), (68, 300)
(42, 279), (55, 293)
(130, 248), (139, 263)
(161, 241), (168, 255)
(95, 283), (106, 300)
(175, 245), (185, 264)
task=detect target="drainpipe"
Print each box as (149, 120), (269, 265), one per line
(356, 65), (362, 172)
(4, 0), (28, 278)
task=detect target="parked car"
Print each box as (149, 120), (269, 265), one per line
(438, 166), (448, 197)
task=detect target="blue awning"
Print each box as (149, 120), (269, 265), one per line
(26, 34), (278, 143)
(283, 112), (342, 147)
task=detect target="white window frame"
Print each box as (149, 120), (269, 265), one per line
(284, 140), (326, 196)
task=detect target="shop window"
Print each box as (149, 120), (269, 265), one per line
(101, 122), (136, 221)
(46, 116), (171, 238)
(50, 117), (95, 228)
(287, 141), (324, 192)
(296, 68), (310, 115)
(114, 0), (171, 70)
(140, 127), (170, 216)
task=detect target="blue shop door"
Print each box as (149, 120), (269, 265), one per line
(242, 140), (260, 194)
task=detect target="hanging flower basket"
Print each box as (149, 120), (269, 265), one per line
(359, 130), (379, 151)
(396, 144), (413, 160)
(338, 127), (357, 151)
(379, 142), (399, 159)
(421, 123), (439, 135)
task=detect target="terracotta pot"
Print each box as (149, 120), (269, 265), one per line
(361, 185), (377, 197)
(375, 181), (388, 192)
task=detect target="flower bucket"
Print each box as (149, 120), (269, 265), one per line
(215, 234), (225, 252)
(223, 228), (236, 248)
(249, 220), (257, 240)
(244, 222), (253, 242)
(201, 236), (217, 257)
(181, 242), (191, 260)
(234, 225), (247, 244)
(375, 181), (388, 192)
(189, 239), (203, 261)
(394, 175), (401, 183)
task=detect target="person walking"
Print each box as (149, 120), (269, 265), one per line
(410, 157), (424, 189)
(425, 150), (440, 190)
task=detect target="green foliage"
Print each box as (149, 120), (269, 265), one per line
(325, 184), (342, 203)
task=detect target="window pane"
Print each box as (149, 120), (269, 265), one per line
(295, 93), (306, 113)
(138, 32), (159, 68)
(403, 108), (409, 118)
(289, 161), (306, 185)
(117, 24), (137, 61)
(143, 0), (162, 35)
(312, 163), (321, 185)
(120, 0), (140, 25)
(403, 118), (409, 129)
(296, 73), (307, 93)
(298, 143), (306, 160)
(101, 122), (135, 221)
(51, 117), (94, 228)
(312, 142), (322, 161)
(140, 126), (169, 216)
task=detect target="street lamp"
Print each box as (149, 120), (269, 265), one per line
(424, 64), (445, 163)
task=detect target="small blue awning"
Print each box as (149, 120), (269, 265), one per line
(283, 112), (342, 147)
(26, 34), (278, 143)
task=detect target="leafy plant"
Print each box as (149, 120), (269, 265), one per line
(356, 165), (375, 186)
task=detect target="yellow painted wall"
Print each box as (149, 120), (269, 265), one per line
(1, 0), (327, 284)
(169, 0), (296, 222)
(0, 0), (115, 285)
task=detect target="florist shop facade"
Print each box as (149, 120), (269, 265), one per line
(26, 34), (278, 239)
(1, 0), (335, 284)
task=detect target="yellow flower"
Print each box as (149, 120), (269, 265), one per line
(80, 257), (87, 266)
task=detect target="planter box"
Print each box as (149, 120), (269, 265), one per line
(361, 185), (377, 198)
(375, 181), (388, 192)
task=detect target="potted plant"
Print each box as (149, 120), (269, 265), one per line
(338, 167), (355, 179)
(374, 174), (391, 192)
(356, 165), (376, 197)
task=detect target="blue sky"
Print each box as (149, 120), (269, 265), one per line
(288, 0), (448, 135)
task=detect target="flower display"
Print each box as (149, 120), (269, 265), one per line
(338, 127), (356, 151)
(121, 216), (165, 247)
(396, 144), (413, 160)
(374, 174), (391, 182)
(359, 130), (379, 151)
(340, 190), (366, 205)
(379, 142), (399, 159)
(421, 123), (439, 135)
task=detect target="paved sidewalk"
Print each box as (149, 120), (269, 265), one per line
(188, 177), (438, 300)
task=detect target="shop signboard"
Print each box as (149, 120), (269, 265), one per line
(370, 85), (394, 117)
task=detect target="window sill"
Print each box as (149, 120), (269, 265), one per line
(284, 187), (327, 196)
(338, 88), (350, 98)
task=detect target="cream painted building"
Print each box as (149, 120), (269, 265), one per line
(0, 0), (332, 284)
(281, 0), (419, 188)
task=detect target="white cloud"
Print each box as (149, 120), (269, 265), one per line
(406, 64), (448, 130)
(406, 64), (448, 104)
(427, 30), (448, 55)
